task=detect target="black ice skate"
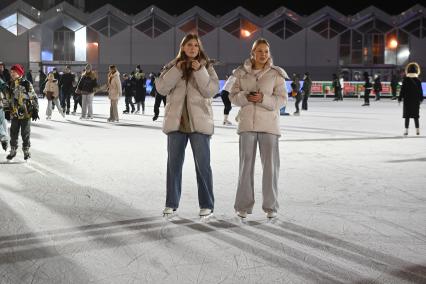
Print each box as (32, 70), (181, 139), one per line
(1, 140), (7, 151)
(6, 147), (17, 160)
(23, 148), (31, 160)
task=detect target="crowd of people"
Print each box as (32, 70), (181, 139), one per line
(0, 34), (423, 219)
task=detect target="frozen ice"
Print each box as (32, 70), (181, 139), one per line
(0, 96), (425, 283)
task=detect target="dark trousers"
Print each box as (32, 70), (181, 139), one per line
(124, 96), (135, 112)
(364, 90), (370, 104)
(10, 118), (31, 149)
(221, 90), (232, 115)
(405, 118), (419, 128)
(375, 91), (381, 100)
(154, 94), (166, 117)
(61, 90), (72, 111)
(294, 93), (302, 112)
(302, 92), (309, 110)
(73, 94), (82, 112)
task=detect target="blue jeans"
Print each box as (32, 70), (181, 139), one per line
(166, 131), (214, 210)
(0, 108), (9, 142)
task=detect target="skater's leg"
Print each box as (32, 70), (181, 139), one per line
(414, 118), (419, 129)
(9, 118), (19, 149)
(166, 132), (188, 209)
(21, 119), (31, 150)
(258, 133), (280, 214)
(234, 132), (257, 214)
(87, 94), (94, 118)
(46, 100), (52, 117)
(189, 133), (214, 210)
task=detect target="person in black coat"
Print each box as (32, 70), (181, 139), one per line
(59, 65), (76, 114)
(38, 70), (47, 98)
(151, 72), (166, 121)
(133, 65), (146, 114)
(292, 73), (302, 115)
(390, 72), (400, 100)
(362, 72), (372, 106)
(0, 62), (11, 83)
(398, 62), (424, 135)
(301, 72), (312, 110)
(122, 73), (135, 114)
(332, 73), (342, 101)
(373, 74), (382, 101)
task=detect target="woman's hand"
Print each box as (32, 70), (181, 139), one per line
(191, 60), (201, 71)
(176, 61), (185, 70)
(247, 92), (263, 103)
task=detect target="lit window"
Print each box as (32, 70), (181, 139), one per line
(223, 17), (258, 39)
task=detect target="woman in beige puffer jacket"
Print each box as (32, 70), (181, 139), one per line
(107, 65), (122, 122)
(230, 38), (288, 220)
(44, 72), (65, 119)
(155, 34), (219, 218)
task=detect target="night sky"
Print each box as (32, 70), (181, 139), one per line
(85, 0), (426, 16)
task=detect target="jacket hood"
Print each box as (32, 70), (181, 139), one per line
(239, 58), (289, 80)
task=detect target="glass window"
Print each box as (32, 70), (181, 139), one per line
(402, 18), (421, 38)
(223, 17), (257, 39)
(179, 17), (214, 37)
(268, 20), (284, 39)
(285, 19), (302, 39)
(53, 26), (74, 61)
(135, 16), (171, 38)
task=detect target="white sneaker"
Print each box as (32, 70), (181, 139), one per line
(237, 211), (247, 218)
(199, 208), (212, 217)
(266, 211), (277, 219)
(163, 207), (175, 216)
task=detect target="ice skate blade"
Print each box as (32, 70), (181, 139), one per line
(266, 216), (278, 224)
(199, 213), (214, 222)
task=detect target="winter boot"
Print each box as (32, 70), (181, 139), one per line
(1, 140), (8, 151)
(23, 148), (31, 160)
(6, 146), (17, 160)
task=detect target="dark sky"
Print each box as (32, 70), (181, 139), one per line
(85, 0), (426, 16)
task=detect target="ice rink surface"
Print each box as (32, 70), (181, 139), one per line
(0, 96), (425, 283)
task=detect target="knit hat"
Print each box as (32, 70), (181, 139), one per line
(11, 64), (24, 77)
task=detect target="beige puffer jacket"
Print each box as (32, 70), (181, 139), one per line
(43, 80), (59, 98)
(155, 59), (219, 135)
(230, 58), (288, 136)
(108, 71), (122, 100)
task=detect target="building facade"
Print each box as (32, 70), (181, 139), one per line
(0, 0), (425, 83)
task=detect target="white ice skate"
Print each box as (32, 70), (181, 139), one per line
(199, 208), (213, 221)
(163, 207), (176, 218)
(266, 211), (278, 223)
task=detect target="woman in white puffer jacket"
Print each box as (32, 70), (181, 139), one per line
(44, 72), (65, 120)
(155, 34), (219, 218)
(230, 38), (288, 220)
(107, 65), (122, 122)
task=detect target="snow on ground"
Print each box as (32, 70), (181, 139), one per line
(0, 96), (425, 283)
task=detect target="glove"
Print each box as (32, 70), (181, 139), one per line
(31, 111), (39, 121)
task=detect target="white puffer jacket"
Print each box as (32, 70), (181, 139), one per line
(230, 58), (288, 136)
(155, 59), (219, 135)
(108, 71), (122, 100)
(44, 80), (59, 98)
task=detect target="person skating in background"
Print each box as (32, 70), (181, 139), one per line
(38, 69), (47, 98)
(229, 38), (288, 220)
(25, 70), (33, 84)
(0, 62), (11, 83)
(107, 65), (122, 122)
(152, 72), (166, 121)
(44, 72), (65, 119)
(362, 72), (372, 106)
(122, 73), (135, 114)
(332, 73), (342, 101)
(374, 74), (382, 101)
(292, 73), (302, 115)
(6, 64), (39, 160)
(75, 64), (97, 119)
(71, 69), (84, 115)
(0, 78), (9, 152)
(156, 34), (219, 218)
(301, 72), (312, 110)
(134, 65), (146, 114)
(220, 74), (235, 125)
(59, 65), (75, 115)
(391, 72), (400, 101)
(399, 62), (424, 136)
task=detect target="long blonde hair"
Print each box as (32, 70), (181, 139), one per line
(175, 34), (210, 81)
